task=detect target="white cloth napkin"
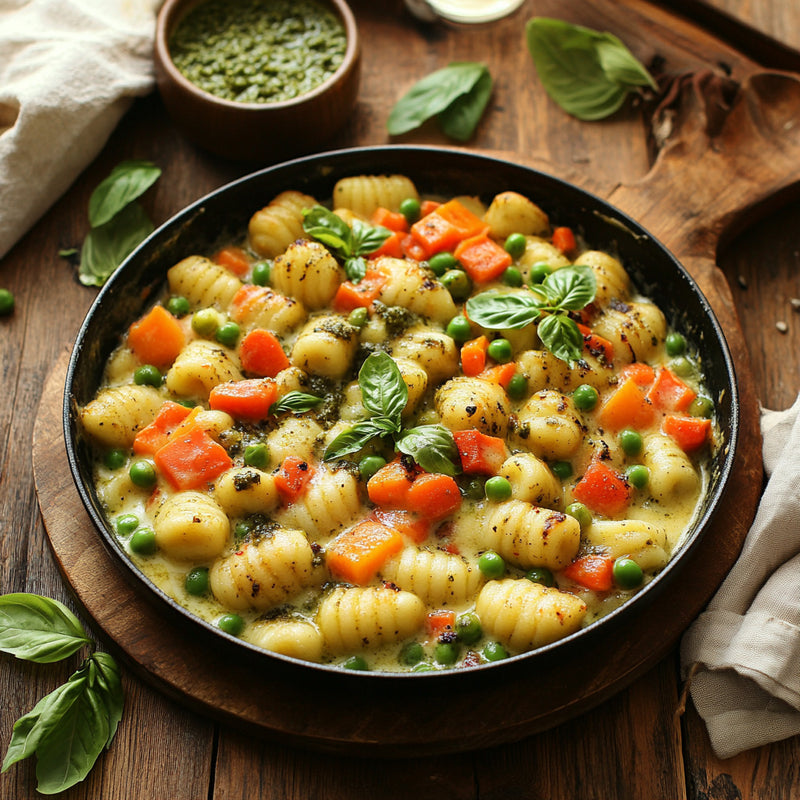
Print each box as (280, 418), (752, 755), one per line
(0, 0), (161, 260)
(681, 394), (800, 759)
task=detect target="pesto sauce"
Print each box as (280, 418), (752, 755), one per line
(169, 0), (347, 104)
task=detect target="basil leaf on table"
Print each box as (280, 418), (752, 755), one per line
(396, 425), (462, 477)
(0, 593), (90, 663)
(270, 391), (322, 415)
(387, 61), (492, 141)
(525, 17), (657, 121)
(537, 313), (585, 364)
(88, 160), (162, 228)
(358, 351), (408, 423)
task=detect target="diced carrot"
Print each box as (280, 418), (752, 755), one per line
(274, 455), (316, 503)
(166, 405), (203, 441)
(239, 328), (290, 377)
(214, 245), (251, 277)
(154, 426), (232, 490)
(400, 232), (427, 262)
(453, 430), (508, 475)
(367, 230), (405, 259)
(331, 269), (387, 313)
(662, 415), (712, 452)
(552, 226), (577, 255)
(478, 362), (517, 389)
(597, 377), (656, 432)
(372, 509), (430, 544)
(133, 401), (192, 456)
(127, 305), (186, 369)
(619, 362), (656, 387)
(370, 207), (409, 233)
(406, 473), (462, 520)
(572, 460), (632, 517)
(647, 367), (696, 412)
(326, 519), (404, 585)
(461, 335), (488, 377)
(229, 284), (264, 320)
(419, 199), (441, 217)
(453, 233), (512, 284)
(563, 555), (615, 592)
(367, 458), (417, 508)
(425, 609), (456, 640)
(577, 323), (614, 364)
(208, 378), (277, 422)
(410, 199), (487, 258)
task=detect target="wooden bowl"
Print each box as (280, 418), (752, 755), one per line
(153, 0), (360, 162)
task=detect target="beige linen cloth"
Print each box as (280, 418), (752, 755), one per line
(0, 0), (161, 260)
(681, 394), (800, 759)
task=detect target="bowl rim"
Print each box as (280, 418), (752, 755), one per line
(154, 0), (360, 111)
(64, 144), (740, 683)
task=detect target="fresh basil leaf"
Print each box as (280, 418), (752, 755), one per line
(344, 255), (367, 284)
(351, 219), (392, 257)
(88, 160), (161, 228)
(358, 352), (408, 422)
(465, 291), (541, 330)
(86, 652), (123, 750)
(302, 205), (354, 256)
(370, 415), (403, 436)
(0, 593), (90, 663)
(438, 65), (493, 141)
(78, 202), (154, 287)
(396, 425), (462, 476)
(387, 61), (488, 136)
(323, 419), (388, 460)
(270, 391), (323, 415)
(540, 266), (596, 310)
(526, 18), (656, 121)
(537, 313), (585, 364)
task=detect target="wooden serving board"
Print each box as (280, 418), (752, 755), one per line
(31, 0), (800, 754)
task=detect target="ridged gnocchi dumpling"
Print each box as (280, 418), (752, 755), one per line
(435, 377), (509, 437)
(513, 390), (584, 460)
(332, 174), (418, 217)
(248, 190), (317, 258)
(271, 240), (343, 310)
(168, 255), (243, 310)
(81, 385), (163, 448)
(291, 314), (359, 379)
(153, 491), (230, 562)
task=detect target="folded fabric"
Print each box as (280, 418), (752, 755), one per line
(680, 394), (800, 759)
(0, 0), (161, 260)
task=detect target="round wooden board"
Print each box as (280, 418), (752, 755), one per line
(33, 345), (762, 757)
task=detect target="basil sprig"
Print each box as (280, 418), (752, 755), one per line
(466, 266), (596, 364)
(0, 594), (124, 794)
(526, 18), (657, 121)
(387, 61), (493, 142)
(270, 390), (323, 416)
(324, 352), (461, 476)
(302, 205), (391, 283)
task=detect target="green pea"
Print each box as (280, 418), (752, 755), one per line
(218, 613), (245, 636)
(446, 315), (472, 344)
(343, 655), (369, 671)
(484, 476), (512, 502)
(104, 448), (127, 470)
(400, 197), (421, 224)
(478, 550), (505, 579)
(482, 641), (508, 662)
(251, 260), (271, 286)
(506, 372), (528, 401)
(129, 459), (157, 489)
(348, 307), (368, 328)
(185, 566), (210, 596)
(525, 566), (556, 587)
(0, 288), (15, 316)
(399, 641), (425, 666)
(504, 232), (527, 259)
(487, 338), (513, 364)
(626, 464), (650, 489)
(670, 356), (694, 378)
(428, 252), (459, 276)
(166, 295), (191, 317)
(529, 262), (551, 285)
(244, 443), (269, 469)
(572, 383), (599, 411)
(115, 513), (139, 536)
(613, 557), (644, 590)
(551, 461), (573, 480)
(690, 396), (714, 418)
(501, 266), (523, 287)
(129, 527), (157, 555)
(192, 307), (221, 337)
(619, 428), (643, 456)
(665, 332), (686, 356)
(359, 454), (387, 482)
(565, 501), (592, 530)
(133, 364), (163, 387)
(441, 269), (472, 301)
(434, 641), (460, 666)
(216, 321), (240, 347)
(455, 612), (482, 645)
(464, 477), (486, 501)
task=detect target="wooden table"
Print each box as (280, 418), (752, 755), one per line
(3, 1), (800, 797)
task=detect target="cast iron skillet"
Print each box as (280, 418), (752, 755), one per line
(64, 145), (738, 688)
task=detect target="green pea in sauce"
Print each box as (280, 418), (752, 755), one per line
(169, 0), (347, 104)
